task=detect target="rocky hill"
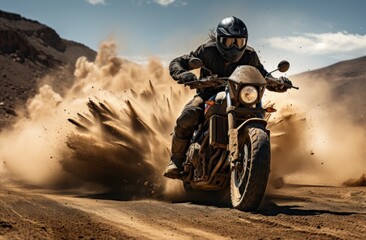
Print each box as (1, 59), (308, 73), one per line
(292, 56), (366, 125)
(0, 10), (96, 128)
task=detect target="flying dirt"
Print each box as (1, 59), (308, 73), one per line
(0, 41), (192, 194)
(0, 41), (365, 239)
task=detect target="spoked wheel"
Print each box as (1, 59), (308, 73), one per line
(230, 123), (270, 211)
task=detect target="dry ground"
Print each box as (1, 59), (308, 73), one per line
(0, 180), (365, 240)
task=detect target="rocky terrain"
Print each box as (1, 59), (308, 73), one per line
(0, 10), (96, 128)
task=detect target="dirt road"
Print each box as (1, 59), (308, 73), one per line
(0, 181), (365, 240)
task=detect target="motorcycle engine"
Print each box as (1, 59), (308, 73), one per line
(186, 142), (200, 168)
(186, 142), (206, 180)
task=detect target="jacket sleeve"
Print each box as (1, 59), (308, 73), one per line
(169, 45), (204, 81)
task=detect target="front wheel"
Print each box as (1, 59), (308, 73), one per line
(230, 123), (270, 211)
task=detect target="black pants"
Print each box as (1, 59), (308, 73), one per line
(171, 96), (204, 162)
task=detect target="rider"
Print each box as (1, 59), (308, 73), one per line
(163, 16), (292, 179)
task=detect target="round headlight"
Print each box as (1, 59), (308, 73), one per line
(239, 86), (258, 104)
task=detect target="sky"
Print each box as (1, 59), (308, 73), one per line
(1, 0), (366, 74)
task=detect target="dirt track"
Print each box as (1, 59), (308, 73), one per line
(0, 180), (365, 240)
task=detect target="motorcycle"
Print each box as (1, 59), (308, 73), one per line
(174, 58), (298, 211)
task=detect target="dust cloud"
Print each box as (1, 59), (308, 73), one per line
(265, 75), (366, 187)
(0, 41), (364, 200)
(0, 41), (192, 197)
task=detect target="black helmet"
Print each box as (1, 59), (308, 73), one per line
(216, 16), (248, 63)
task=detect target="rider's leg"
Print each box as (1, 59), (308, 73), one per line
(163, 96), (204, 179)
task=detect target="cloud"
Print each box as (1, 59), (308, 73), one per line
(86, 0), (106, 5)
(266, 32), (366, 56)
(153, 0), (175, 6)
(132, 0), (186, 7)
(152, 0), (187, 6)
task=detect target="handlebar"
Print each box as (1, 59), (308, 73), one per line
(184, 76), (299, 90)
(184, 76), (227, 89)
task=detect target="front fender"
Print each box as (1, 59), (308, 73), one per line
(228, 118), (268, 165)
(236, 118), (267, 133)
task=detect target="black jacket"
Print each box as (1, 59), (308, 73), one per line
(169, 41), (269, 100)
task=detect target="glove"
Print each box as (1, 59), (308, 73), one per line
(277, 76), (292, 86)
(177, 72), (197, 84)
(276, 76), (292, 92)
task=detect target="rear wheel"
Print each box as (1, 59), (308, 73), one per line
(230, 123), (270, 211)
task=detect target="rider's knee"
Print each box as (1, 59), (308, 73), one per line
(176, 107), (201, 130)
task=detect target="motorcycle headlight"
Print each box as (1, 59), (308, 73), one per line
(239, 86), (258, 104)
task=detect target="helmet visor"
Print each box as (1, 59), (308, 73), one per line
(219, 37), (246, 49)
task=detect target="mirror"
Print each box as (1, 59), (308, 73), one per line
(189, 57), (203, 69)
(278, 60), (290, 72)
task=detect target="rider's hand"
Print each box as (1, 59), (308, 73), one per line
(177, 72), (197, 84)
(276, 76), (292, 92)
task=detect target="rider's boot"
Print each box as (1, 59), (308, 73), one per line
(163, 135), (190, 179)
(163, 157), (183, 179)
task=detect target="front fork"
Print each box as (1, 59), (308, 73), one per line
(226, 91), (239, 168)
